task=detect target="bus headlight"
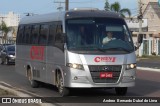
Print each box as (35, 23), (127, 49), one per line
(126, 63), (136, 70)
(8, 55), (14, 58)
(67, 63), (84, 70)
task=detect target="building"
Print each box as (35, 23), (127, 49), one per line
(0, 11), (20, 27)
(129, 0), (160, 56)
(141, 0), (157, 13)
(142, 1), (160, 56)
(0, 12), (20, 43)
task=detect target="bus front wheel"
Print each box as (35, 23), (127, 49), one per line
(57, 72), (69, 96)
(115, 87), (127, 96)
(27, 68), (39, 88)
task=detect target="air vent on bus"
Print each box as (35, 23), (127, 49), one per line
(33, 69), (40, 78)
(71, 8), (99, 11)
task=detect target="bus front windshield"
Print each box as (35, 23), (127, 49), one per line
(66, 18), (134, 53)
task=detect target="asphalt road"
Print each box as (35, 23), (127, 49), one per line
(0, 64), (160, 106)
(137, 59), (160, 69)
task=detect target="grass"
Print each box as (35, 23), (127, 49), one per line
(0, 88), (14, 96)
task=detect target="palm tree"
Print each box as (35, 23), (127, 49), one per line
(104, 1), (131, 18)
(1, 21), (10, 43)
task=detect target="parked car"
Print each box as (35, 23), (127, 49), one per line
(1, 45), (15, 65)
(0, 44), (13, 58)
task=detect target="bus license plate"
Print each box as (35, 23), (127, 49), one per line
(100, 72), (113, 78)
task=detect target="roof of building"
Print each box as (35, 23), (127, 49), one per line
(143, 2), (160, 18)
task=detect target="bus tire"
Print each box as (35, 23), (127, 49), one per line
(1, 59), (4, 64)
(30, 80), (39, 88)
(27, 68), (39, 88)
(57, 72), (69, 96)
(115, 87), (127, 96)
(5, 58), (9, 65)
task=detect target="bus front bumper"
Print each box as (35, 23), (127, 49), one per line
(65, 76), (135, 88)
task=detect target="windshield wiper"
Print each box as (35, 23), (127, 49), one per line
(76, 46), (106, 52)
(103, 47), (131, 53)
(95, 47), (106, 52)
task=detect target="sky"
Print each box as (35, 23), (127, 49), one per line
(0, 0), (138, 17)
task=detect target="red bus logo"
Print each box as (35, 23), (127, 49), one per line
(94, 56), (116, 63)
(30, 46), (45, 60)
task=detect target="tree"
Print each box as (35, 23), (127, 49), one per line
(104, 0), (110, 11)
(104, 1), (131, 18)
(1, 21), (11, 43)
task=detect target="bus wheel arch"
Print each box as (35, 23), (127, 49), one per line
(26, 65), (39, 88)
(55, 68), (69, 96)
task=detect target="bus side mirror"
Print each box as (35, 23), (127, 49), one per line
(135, 34), (143, 51)
(138, 34), (143, 44)
(55, 33), (66, 52)
(55, 33), (66, 44)
(61, 33), (66, 44)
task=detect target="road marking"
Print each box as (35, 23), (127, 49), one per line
(137, 67), (160, 72)
(0, 81), (55, 106)
(0, 81), (42, 97)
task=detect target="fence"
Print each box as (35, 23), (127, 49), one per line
(139, 39), (160, 56)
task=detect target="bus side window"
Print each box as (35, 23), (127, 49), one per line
(17, 25), (24, 44)
(48, 24), (56, 46)
(39, 24), (49, 45)
(30, 25), (39, 45)
(24, 25), (31, 44)
(21, 26), (26, 44)
(55, 24), (63, 43)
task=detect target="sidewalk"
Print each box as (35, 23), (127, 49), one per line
(137, 56), (160, 72)
(0, 88), (39, 106)
(0, 82), (54, 106)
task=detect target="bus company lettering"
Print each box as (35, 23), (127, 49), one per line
(94, 56), (116, 62)
(30, 46), (45, 60)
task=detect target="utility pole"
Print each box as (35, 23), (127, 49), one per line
(54, 0), (69, 11)
(137, 0), (143, 57)
(138, 0), (143, 34)
(65, 0), (69, 11)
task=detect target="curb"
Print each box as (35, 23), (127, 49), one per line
(137, 67), (160, 72)
(0, 82), (55, 106)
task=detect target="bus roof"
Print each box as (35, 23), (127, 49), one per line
(19, 10), (122, 25)
(66, 10), (122, 19)
(19, 12), (65, 25)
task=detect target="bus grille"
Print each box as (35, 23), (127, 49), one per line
(88, 65), (122, 83)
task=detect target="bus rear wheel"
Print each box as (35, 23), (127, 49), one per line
(27, 68), (39, 88)
(57, 72), (69, 96)
(5, 58), (9, 65)
(115, 87), (127, 96)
